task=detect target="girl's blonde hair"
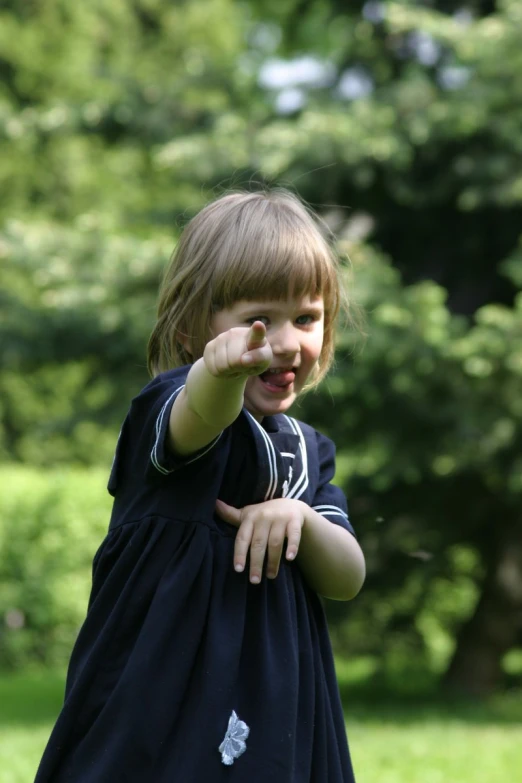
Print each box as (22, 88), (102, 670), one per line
(147, 189), (350, 390)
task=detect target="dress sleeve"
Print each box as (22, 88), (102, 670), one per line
(311, 430), (356, 536)
(146, 377), (223, 477)
(108, 366), (224, 495)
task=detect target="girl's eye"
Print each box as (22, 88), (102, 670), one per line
(246, 316), (269, 326)
(296, 314), (314, 325)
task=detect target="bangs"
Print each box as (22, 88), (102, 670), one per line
(208, 195), (338, 312)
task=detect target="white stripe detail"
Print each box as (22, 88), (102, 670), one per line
(151, 385), (222, 475)
(313, 504), (349, 520)
(151, 387), (184, 474)
(282, 416), (309, 500)
(313, 509), (349, 521)
(280, 452), (295, 459)
(183, 432), (223, 468)
(245, 411), (278, 500)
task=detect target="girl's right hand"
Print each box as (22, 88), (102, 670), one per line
(204, 321), (273, 378)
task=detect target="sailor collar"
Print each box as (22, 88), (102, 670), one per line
(237, 408), (309, 502)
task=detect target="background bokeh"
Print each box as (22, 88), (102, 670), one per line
(1, 1), (521, 780)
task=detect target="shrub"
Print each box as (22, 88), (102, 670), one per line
(0, 465), (111, 668)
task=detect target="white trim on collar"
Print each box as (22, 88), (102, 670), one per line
(282, 416), (309, 500)
(245, 410), (278, 500)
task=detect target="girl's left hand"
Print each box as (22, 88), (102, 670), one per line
(215, 498), (306, 584)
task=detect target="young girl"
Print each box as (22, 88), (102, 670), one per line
(35, 189), (365, 782)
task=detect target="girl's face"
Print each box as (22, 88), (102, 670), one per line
(210, 295), (324, 421)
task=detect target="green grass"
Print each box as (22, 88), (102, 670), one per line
(0, 670), (65, 783)
(336, 658), (522, 783)
(1, 666), (521, 783)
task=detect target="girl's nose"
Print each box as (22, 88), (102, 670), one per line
(271, 323), (300, 356)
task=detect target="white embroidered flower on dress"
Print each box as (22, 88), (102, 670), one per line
(219, 710), (250, 765)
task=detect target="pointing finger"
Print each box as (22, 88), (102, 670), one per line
(246, 321), (266, 350)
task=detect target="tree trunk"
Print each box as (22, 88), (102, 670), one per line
(442, 528), (522, 697)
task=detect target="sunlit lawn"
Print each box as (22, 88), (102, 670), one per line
(1, 665), (521, 783)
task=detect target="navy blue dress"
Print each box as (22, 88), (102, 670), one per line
(35, 366), (357, 782)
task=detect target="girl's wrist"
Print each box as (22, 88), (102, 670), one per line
(186, 358), (246, 428)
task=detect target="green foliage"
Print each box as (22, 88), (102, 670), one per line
(327, 243), (522, 491)
(1, 220), (171, 464)
(150, 0), (522, 211)
(0, 466), (111, 668)
(0, 0), (256, 224)
(3, 0), (519, 224)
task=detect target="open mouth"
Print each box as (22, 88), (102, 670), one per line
(259, 367), (297, 392)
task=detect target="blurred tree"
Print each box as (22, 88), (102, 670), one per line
(0, 0), (262, 224)
(0, 219), (167, 464)
(2, 0), (520, 314)
(234, 0), (522, 312)
(2, 0), (520, 309)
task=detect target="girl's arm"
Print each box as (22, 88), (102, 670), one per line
(215, 498), (365, 602)
(297, 505), (365, 601)
(169, 322), (271, 456)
